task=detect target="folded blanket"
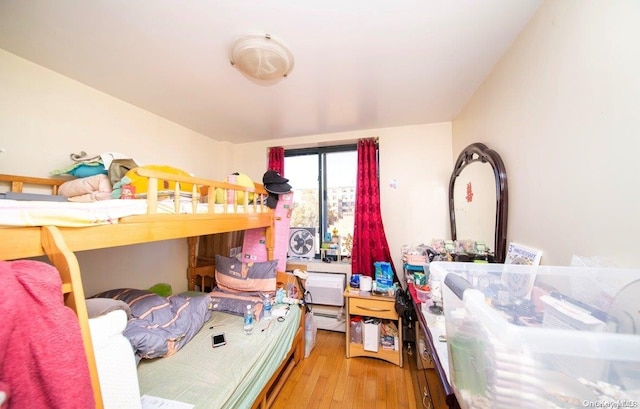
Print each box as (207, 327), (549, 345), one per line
(51, 151), (133, 178)
(58, 174), (113, 202)
(50, 162), (106, 178)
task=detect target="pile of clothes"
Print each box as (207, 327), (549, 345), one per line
(51, 151), (136, 181)
(50, 151), (138, 202)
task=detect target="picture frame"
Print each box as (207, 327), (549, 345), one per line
(501, 242), (543, 300)
(505, 242), (543, 266)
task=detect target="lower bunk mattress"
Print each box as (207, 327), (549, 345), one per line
(137, 305), (301, 409)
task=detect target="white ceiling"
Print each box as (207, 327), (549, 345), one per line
(0, 1), (541, 144)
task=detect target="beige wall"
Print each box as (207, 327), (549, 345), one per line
(234, 122), (453, 280)
(0, 49), (232, 295)
(1, 45), (453, 291)
(9, 0), (635, 295)
(0, 49), (232, 179)
(453, 0), (640, 268)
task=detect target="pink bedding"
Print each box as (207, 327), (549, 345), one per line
(58, 174), (112, 202)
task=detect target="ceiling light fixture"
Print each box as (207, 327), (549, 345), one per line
(229, 33), (294, 85)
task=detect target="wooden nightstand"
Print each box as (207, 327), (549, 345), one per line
(344, 290), (403, 367)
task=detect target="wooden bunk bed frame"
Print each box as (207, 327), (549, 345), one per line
(0, 171), (305, 409)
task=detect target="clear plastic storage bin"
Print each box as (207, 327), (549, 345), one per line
(430, 261), (640, 409)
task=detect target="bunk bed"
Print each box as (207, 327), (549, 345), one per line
(0, 170), (305, 409)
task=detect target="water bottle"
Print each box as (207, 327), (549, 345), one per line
(262, 294), (272, 319)
(243, 304), (254, 335)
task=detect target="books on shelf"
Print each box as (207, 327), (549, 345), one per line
(380, 321), (399, 351)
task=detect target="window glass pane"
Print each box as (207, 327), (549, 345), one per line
(326, 151), (356, 257)
(286, 155), (320, 255)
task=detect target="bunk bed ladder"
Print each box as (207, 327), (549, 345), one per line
(41, 225), (104, 409)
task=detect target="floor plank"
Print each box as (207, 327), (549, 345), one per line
(272, 330), (415, 409)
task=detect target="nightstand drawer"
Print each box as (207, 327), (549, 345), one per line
(349, 297), (397, 320)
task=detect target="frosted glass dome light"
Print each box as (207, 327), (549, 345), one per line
(229, 33), (294, 85)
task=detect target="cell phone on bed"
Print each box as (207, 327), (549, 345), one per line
(212, 332), (226, 348)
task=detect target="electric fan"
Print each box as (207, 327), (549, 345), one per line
(288, 228), (316, 259)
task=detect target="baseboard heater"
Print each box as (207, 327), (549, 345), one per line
(311, 305), (346, 332)
(306, 272), (346, 332)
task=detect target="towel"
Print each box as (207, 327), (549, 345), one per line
(0, 260), (94, 409)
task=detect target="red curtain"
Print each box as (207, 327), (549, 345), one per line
(351, 138), (396, 279)
(268, 147), (285, 175)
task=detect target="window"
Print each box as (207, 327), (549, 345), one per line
(285, 145), (357, 259)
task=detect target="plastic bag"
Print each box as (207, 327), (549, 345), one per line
(304, 311), (317, 358)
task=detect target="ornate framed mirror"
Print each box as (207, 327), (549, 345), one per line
(449, 143), (508, 262)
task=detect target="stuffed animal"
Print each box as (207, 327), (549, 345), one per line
(214, 172), (255, 205)
(124, 164), (195, 196)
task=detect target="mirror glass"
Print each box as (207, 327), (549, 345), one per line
(449, 143), (508, 262)
(452, 162), (496, 247)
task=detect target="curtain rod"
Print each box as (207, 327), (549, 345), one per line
(358, 137), (378, 144)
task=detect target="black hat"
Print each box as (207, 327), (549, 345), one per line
(266, 192), (279, 209)
(264, 182), (292, 194)
(263, 170), (289, 185)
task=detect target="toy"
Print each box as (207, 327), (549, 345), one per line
(148, 282), (172, 297)
(215, 173), (255, 205)
(125, 164), (194, 196)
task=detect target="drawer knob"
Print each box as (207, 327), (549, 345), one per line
(422, 386), (432, 409)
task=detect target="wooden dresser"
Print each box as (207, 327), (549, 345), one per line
(407, 284), (460, 409)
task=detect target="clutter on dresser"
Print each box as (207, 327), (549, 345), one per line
(401, 243), (431, 264)
(402, 239), (495, 272)
(347, 259), (400, 297)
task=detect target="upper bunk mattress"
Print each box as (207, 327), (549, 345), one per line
(137, 306), (301, 409)
(0, 199), (265, 227)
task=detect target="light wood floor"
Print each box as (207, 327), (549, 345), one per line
(272, 330), (417, 409)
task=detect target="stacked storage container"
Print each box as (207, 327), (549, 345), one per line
(430, 261), (640, 409)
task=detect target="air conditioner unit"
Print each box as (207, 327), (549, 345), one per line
(306, 272), (346, 332)
(306, 272), (345, 305)
(288, 227), (316, 259)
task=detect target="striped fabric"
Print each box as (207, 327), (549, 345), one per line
(214, 255), (277, 293)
